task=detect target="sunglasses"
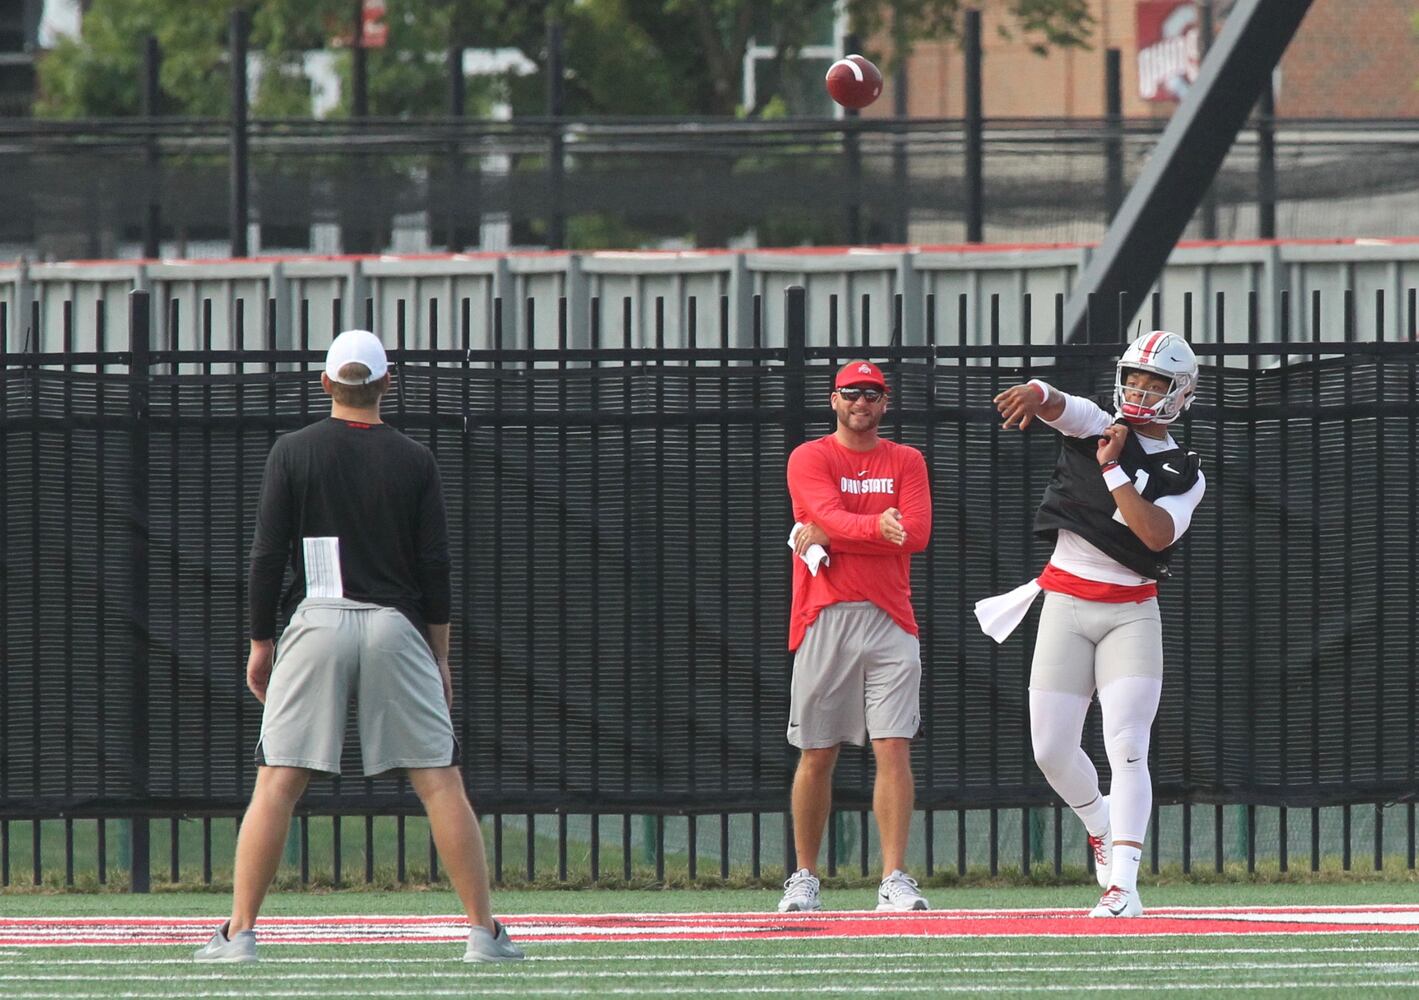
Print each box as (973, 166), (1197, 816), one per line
(836, 387), (885, 403)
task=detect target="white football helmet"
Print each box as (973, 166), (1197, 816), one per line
(1113, 330), (1198, 425)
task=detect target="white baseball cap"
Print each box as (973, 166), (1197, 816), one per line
(324, 329), (388, 384)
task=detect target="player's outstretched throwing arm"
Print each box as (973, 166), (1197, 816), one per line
(993, 377), (1202, 557)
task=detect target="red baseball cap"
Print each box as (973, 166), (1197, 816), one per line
(834, 360), (887, 391)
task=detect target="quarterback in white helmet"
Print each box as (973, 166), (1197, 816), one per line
(977, 330), (1206, 919)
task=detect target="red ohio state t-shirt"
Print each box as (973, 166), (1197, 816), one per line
(786, 434), (932, 650)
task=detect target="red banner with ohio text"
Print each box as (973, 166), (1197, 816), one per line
(1136, 0), (1201, 103)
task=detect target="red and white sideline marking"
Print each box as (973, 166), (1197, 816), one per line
(4, 907), (1419, 947)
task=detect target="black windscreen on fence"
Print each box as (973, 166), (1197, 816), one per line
(3, 298), (1416, 823)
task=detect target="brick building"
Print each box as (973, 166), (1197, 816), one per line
(865, 0), (1419, 120)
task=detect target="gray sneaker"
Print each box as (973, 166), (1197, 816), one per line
(463, 920), (525, 963)
(193, 922), (257, 963)
(777, 868), (822, 912)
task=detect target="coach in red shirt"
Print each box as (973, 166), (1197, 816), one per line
(777, 360), (933, 914)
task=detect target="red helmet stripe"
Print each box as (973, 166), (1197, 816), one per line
(1139, 331), (1167, 364)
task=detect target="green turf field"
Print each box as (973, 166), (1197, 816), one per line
(2, 886), (1419, 998)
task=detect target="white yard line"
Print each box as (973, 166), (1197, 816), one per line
(3, 959), (1418, 984)
(8, 981), (1419, 998)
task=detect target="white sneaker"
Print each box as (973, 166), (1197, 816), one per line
(876, 869), (929, 911)
(193, 922), (256, 963)
(463, 920), (525, 962)
(777, 868), (822, 912)
(1089, 885), (1143, 917)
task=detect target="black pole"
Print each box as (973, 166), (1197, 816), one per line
(893, 58), (909, 243)
(843, 33), (862, 244)
(446, 43), (466, 251)
(1104, 48), (1123, 223)
(351, 1), (369, 119)
(228, 8), (249, 258)
(963, 9), (983, 243)
(141, 35), (161, 259)
(546, 19), (565, 250)
(1257, 75), (1276, 239)
(1198, 0), (1218, 239)
(127, 290), (151, 893)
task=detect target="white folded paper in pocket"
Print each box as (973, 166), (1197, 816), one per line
(787, 522), (830, 577)
(973, 579), (1043, 644)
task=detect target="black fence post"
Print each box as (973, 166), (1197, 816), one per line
(1257, 77), (1276, 239)
(142, 35), (162, 260)
(782, 286), (807, 874)
(1104, 48), (1123, 224)
(128, 290), (152, 893)
(963, 9), (983, 243)
(228, 9), (249, 259)
(893, 60), (909, 243)
(1197, 0), (1218, 239)
(351, 0), (369, 119)
(446, 43), (467, 252)
(546, 19), (566, 250)
(843, 34), (863, 245)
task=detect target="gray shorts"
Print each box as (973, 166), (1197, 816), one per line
(788, 602), (922, 749)
(1029, 591), (1163, 698)
(257, 598), (457, 776)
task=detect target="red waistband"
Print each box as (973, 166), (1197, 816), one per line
(1037, 563), (1157, 603)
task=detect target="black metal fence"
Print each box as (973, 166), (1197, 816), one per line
(1, 285), (1417, 890)
(7, 116), (1419, 259)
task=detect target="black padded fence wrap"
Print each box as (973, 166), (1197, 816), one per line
(2, 301), (1416, 830)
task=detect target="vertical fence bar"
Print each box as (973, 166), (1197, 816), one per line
(491, 296), (505, 884)
(1277, 288), (1291, 873)
(718, 293), (731, 882)
(621, 296), (633, 882)
(199, 297), (213, 885)
(168, 298), (181, 886)
(128, 290), (152, 893)
(783, 287), (807, 878)
(62, 300), (75, 887)
(523, 296), (536, 883)
(1341, 289), (1354, 872)
(1213, 290), (1226, 875)
(1052, 293), (1065, 879)
(751, 293), (763, 881)
(1245, 290), (1259, 875)
(557, 296), (569, 885)
(1310, 289), (1322, 873)
(924, 291), (937, 877)
(686, 295), (699, 883)
(1181, 290), (1193, 875)
(588, 296), (601, 883)
(987, 293), (1001, 877)
(28, 299), (39, 887)
(1374, 288), (1386, 872)
(956, 292), (968, 877)
(653, 296), (667, 884)
(233, 299), (248, 842)
(396, 815), (406, 883)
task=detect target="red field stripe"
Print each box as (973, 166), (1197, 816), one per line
(4, 907), (1419, 947)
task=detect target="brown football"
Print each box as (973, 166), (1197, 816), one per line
(825, 54), (883, 110)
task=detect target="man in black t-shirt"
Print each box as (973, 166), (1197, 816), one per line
(195, 329), (521, 964)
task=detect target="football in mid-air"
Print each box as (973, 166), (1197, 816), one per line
(825, 54), (883, 110)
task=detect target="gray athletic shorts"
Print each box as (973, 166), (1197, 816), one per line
(1029, 591), (1163, 698)
(787, 602), (922, 749)
(256, 598), (457, 776)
